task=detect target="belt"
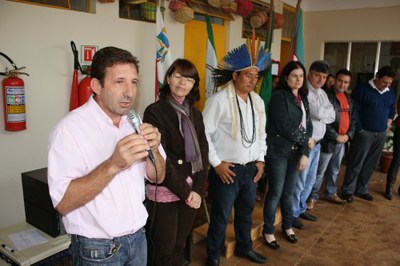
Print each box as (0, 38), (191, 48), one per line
(315, 140), (321, 145)
(233, 161), (256, 167)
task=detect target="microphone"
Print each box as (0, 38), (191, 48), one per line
(127, 110), (156, 164)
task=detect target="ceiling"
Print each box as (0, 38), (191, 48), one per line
(284, 0), (400, 12)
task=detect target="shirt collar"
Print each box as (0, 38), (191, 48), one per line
(307, 80), (320, 92)
(369, 79), (389, 94)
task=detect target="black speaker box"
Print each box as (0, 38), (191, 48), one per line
(21, 168), (65, 237)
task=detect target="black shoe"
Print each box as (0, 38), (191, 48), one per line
(205, 257), (219, 266)
(282, 228), (298, 244)
(262, 230), (280, 250)
(299, 211), (317, 221)
(235, 250), (267, 264)
(342, 194), (354, 203)
(292, 218), (304, 229)
(355, 193), (374, 201)
(385, 188), (393, 200)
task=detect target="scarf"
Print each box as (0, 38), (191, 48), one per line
(168, 97), (203, 173)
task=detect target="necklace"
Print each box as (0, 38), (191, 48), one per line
(236, 93), (256, 148)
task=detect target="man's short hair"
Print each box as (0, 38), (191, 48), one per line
(309, 60), (330, 74)
(336, 69), (352, 79)
(376, 65), (396, 79)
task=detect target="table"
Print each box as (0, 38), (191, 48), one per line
(0, 222), (70, 265)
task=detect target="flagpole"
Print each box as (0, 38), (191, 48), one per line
(265, 0), (274, 50)
(289, 0), (302, 60)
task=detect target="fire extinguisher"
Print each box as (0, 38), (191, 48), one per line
(79, 67), (92, 106)
(0, 52), (29, 131)
(70, 41), (92, 111)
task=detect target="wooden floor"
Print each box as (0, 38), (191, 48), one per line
(188, 165), (400, 266)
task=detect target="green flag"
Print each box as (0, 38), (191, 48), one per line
(258, 7), (275, 120)
(205, 15), (218, 98)
(290, 7), (304, 63)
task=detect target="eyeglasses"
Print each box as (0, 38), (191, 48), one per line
(172, 73), (195, 84)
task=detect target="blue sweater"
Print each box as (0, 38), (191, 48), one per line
(351, 81), (395, 132)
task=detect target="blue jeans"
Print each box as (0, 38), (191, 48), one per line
(70, 228), (147, 265)
(311, 143), (345, 200)
(292, 144), (321, 217)
(263, 151), (300, 234)
(207, 163), (258, 260)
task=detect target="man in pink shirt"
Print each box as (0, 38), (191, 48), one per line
(48, 47), (166, 265)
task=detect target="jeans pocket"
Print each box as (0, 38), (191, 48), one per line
(79, 239), (121, 264)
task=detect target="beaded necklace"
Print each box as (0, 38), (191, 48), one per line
(235, 93), (256, 148)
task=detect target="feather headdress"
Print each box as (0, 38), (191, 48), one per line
(213, 30), (272, 87)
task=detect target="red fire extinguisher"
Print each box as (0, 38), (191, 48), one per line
(70, 41), (92, 111)
(0, 52), (29, 131)
(79, 67), (92, 106)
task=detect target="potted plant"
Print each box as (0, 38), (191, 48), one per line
(380, 124), (395, 173)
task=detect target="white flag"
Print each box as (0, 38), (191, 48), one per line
(156, 7), (173, 100)
(205, 15), (218, 98)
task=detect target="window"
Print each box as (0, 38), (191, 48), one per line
(9, 0), (95, 13)
(324, 41), (400, 93)
(282, 3), (295, 41)
(323, 42), (348, 75)
(279, 4), (296, 68)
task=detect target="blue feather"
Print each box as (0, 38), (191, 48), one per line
(217, 43), (272, 73)
(256, 47), (272, 71)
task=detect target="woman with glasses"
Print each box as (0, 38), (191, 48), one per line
(143, 58), (209, 266)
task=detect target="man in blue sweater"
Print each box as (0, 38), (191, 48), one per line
(341, 66), (396, 202)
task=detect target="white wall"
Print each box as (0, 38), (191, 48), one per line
(0, 1), (186, 229)
(0, 1), (280, 229)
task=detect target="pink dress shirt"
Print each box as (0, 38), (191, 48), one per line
(48, 97), (165, 239)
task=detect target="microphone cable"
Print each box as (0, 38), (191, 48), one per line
(148, 155), (158, 266)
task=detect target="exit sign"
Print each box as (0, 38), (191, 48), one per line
(81, 45), (98, 66)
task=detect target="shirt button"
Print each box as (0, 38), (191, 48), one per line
(178, 159), (183, 165)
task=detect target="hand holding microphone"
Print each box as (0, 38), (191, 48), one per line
(128, 110), (157, 164)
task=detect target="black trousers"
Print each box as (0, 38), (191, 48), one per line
(341, 130), (386, 195)
(146, 199), (197, 266)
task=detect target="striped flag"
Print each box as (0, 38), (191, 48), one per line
(205, 15), (218, 98)
(258, 1), (275, 120)
(156, 6), (173, 100)
(290, 1), (304, 63)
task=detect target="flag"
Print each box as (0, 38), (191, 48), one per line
(258, 3), (275, 119)
(290, 2), (304, 63)
(205, 15), (218, 98)
(156, 6), (173, 100)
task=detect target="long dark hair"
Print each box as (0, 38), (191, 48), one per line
(277, 61), (308, 97)
(159, 58), (200, 105)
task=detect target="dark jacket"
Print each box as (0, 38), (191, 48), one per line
(321, 88), (356, 154)
(143, 98), (210, 201)
(267, 88), (313, 158)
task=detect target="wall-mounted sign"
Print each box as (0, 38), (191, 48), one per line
(81, 45), (98, 66)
